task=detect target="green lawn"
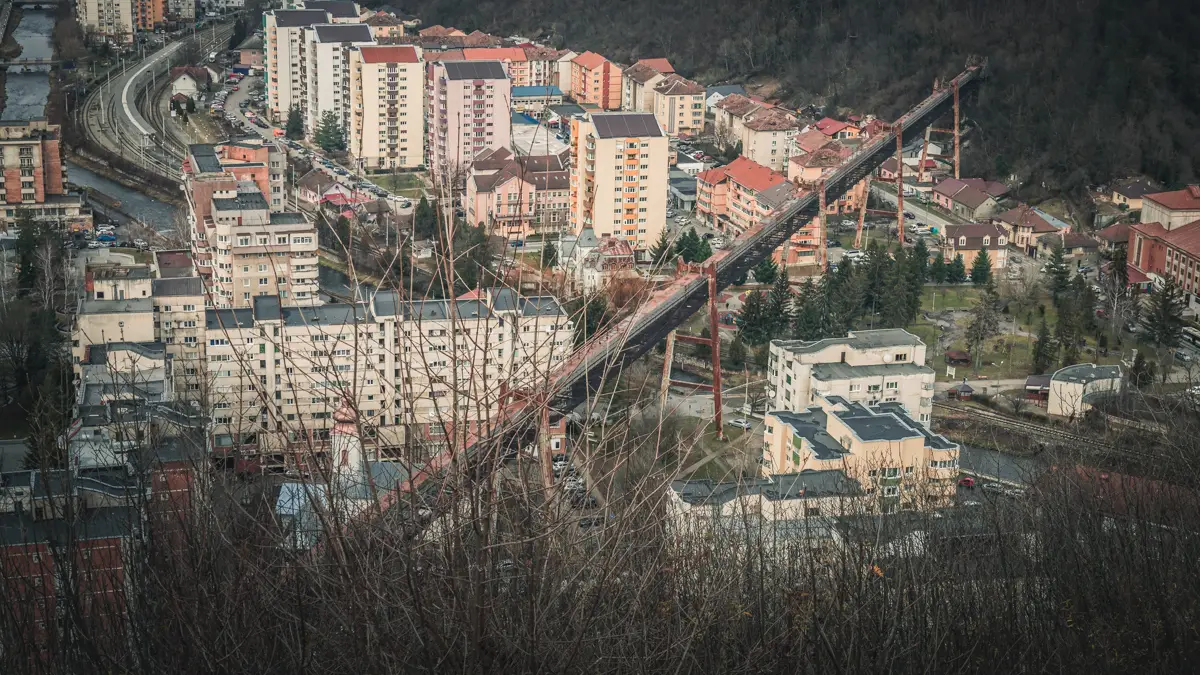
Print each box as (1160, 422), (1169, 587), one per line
(922, 285), (983, 310)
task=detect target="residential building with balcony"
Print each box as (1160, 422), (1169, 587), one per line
(651, 74), (705, 137)
(426, 60), (512, 182)
(522, 46), (569, 88)
(695, 155), (795, 235)
(182, 139), (288, 213)
(0, 121), (89, 230)
(939, 223), (1009, 272)
(191, 187), (319, 309)
(763, 397), (959, 510)
(462, 47), (531, 86)
(79, 0), (135, 44)
(465, 147), (570, 239)
(621, 58), (673, 112)
(203, 288), (571, 464)
(264, 9), (331, 122)
(347, 45), (424, 170)
(569, 51), (622, 110)
(301, 0), (362, 22)
(303, 23), (376, 140)
(568, 112), (668, 251)
(714, 94), (801, 172)
(1127, 186), (1200, 305)
(767, 329), (935, 427)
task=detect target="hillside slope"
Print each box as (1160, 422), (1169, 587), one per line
(402, 0), (1199, 207)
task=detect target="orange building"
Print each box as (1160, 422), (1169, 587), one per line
(695, 156), (795, 235)
(569, 51), (622, 110)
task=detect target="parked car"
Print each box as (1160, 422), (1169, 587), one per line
(552, 459), (569, 474)
(826, 239), (842, 248)
(982, 482), (1004, 494)
(903, 211), (916, 219)
(133, 238), (148, 249)
(957, 476), (976, 488)
(727, 418), (752, 430)
(96, 233), (116, 242)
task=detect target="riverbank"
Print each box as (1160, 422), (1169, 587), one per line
(65, 149), (186, 209)
(0, 5), (23, 114)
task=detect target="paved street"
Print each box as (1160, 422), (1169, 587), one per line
(871, 183), (962, 231)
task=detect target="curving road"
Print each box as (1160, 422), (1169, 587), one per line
(82, 24), (233, 182)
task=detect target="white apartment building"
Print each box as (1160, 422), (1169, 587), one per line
(767, 329), (936, 427)
(348, 45), (424, 170)
(568, 112), (668, 252)
(264, 9), (330, 122)
(78, 0), (134, 45)
(193, 186), (320, 309)
(426, 61), (512, 182)
(303, 23), (375, 139)
(203, 289), (571, 462)
(167, 0), (194, 21)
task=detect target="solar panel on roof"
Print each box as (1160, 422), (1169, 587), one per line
(591, 113), (662, 139)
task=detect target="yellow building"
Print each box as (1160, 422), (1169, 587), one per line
(348, 45), (425, 170)
(569, 112), (668, 251)
(651, 74), (706, 137)
(763, 396), (959, 510)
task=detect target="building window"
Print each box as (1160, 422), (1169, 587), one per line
(885, 381), (898, 390)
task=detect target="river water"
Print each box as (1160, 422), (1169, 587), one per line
(3, 10), (53, 120)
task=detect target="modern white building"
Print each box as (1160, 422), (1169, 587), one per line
(1048, 364), (1123, 418)
(347, 45), (424, 170)
(264, 9), (331, 122)
(767, 329), (936, 427)
(302, 23), (375, 140)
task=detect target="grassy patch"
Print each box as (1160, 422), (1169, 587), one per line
(109, 247), (152, 264)
(369, 172), (426, 194)
(922, 285), (983, 310)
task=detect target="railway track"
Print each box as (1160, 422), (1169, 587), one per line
(933, 402), (1129, 453)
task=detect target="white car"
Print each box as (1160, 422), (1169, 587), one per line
(727, 418), (752, 430)
(552, 459), (569, 474)
(133, 238), (148, 249)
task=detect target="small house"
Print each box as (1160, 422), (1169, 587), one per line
(944, 350), (971, 366)
(946, 382), (974, 401)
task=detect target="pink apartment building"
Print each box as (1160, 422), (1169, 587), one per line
(569, 51), (622, 110)
(695, 156), (796, 235)
(465, 148), (571, 240)
(462, 47), (531, 86)
(426, 60), (512, 181)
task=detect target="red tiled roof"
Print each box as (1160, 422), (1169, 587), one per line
(792, 129), (833, 155)
(1132, 218), (1200, 256)
(743, 106), (800, 132)
(696, 164), (730, 186)
(814, 117), (849, 136)
(996, 205), (1057, 233)
(1112, 177), (1161, 199)
(715, 93), (761, 117)
(424, 49), (464, 62)
(572, 51), (607, 70)
(1038, 232), (1099, 249)
(1126, 264), (1149, 284)
(1145, 186), (1200, 211)
(419, 25), (463, 36)
(653, 74), (704, 96)
(943, 223), (1007, 249)
(880, 158), (900, 174)
(463, 47), (527, 62)
(1096, 221), (1131, 243)
(959, 177), (1009, 198)
(358, 45), (419, 63)
(635, 58), (674, 74)
(952, 185), (995, 210)
(722, 156), (788, 193)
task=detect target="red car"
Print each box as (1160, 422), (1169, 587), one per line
(958, 476), (976, 488)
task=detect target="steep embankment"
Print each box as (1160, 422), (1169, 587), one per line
(401, 0), (1200, 206)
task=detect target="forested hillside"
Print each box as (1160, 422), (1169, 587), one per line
(400, 0), (1199, 205)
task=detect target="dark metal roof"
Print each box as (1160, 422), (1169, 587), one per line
(313, 23), (374, 43)
(189, 144), (222, 174)
(206, 308), (255, 330)
(442, 60), (507, 80)
(590, 112), (662, 139)
(213, 192), (270, 212)
(302, 0), (359, 18)
(671, 469), (860, 506)
(271, 9), (330, 28)
(152, 277), (203, 297)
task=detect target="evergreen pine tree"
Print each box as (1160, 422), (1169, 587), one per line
(738, 290), (770, 345)
(881, 250), (915, 328)
(1031, 316), (1055, 374)
(694, 238), (713, 262)
(648, 229), (673, 266)
(753, 343), (771, 369)
(752, 258), (778, 285)
(728, 335), (747, 368)
(964, 289), (1000, 370)
(285, 105), (304, 140)
(1141, 276), (1186, 347)
(541, 242), (558, 269)
(970, 249), (992, 286)
(790, 280), (823, 340)
(910, 238), (930, 283)
(675, 228), (700, 262)
(413, 196), (438, 240)
(765, 270), (792, 338)
(930, 255), (947, 283)
(314, 110), (346, 152)
(947, 254), (967, 283)
(1056, 310), (1081, 367)
(1046, 242), (1070, 303)
(694, 327), (713, 358)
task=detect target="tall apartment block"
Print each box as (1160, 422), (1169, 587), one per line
(347, 45), (424, 170)
(204, 289), (571, 462)
(569, 52), (622, 110)
(426, 61), (512, 181)
(182, 141), (318, 308)
(264, 9), (330, 122)
(0, 120), (89, 230)
(78, 0), (135, 44)
(302, 23), (375, 139)
(569, 112), (668, 251)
